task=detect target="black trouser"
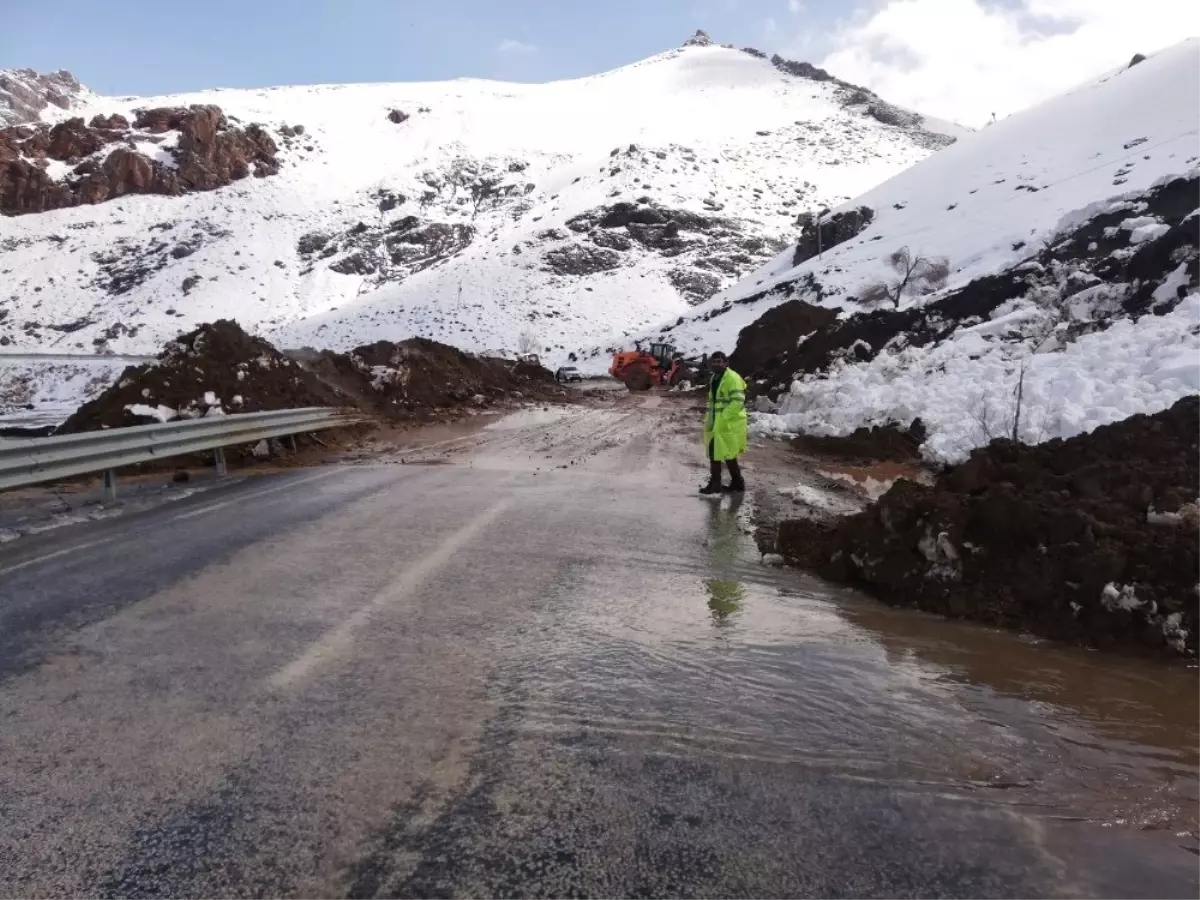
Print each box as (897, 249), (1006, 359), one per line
(708, 441), (743, 487)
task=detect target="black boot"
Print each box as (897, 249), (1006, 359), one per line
(700, 457), (723, 495)
(723, 459), (745, 493)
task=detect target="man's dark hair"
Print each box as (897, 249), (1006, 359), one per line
(710, 351), (727, 362)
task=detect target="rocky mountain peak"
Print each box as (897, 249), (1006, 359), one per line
(0, 68), (89, 127)
(683, 29), (713, 48)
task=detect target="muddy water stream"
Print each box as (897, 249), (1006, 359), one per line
(511, 468), (1198, 877)
(838, 591), (1198, 834)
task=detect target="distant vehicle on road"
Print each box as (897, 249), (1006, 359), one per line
(555, 366), (584, 383)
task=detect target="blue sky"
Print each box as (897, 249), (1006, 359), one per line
(3, 0), (1192, 126)
(3, 0), (837, 96)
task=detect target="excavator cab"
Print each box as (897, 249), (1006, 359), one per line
(647, 342), (677, 369)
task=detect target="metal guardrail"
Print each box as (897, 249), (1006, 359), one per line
(0, 407), (366, 500)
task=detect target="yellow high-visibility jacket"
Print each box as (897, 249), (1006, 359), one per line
(703, 368), (748, 461)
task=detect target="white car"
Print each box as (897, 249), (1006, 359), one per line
(555, 366), (583, 383)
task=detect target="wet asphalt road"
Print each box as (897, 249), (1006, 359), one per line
(0, 401), (1196, 898)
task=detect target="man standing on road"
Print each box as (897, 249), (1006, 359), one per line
(700, 351), (747, 495)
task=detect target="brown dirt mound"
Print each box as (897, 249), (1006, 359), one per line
(791, 420), (926, 464)
(728, 297), (836, 385)
(59, 322), (564, 439)
(58, 320), (348, 433)
(773, 397), (1200, 659)
(301, 338), (558, 419)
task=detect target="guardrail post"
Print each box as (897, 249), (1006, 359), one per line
(287, 434), (298, 452)
(102, 469), (117, 504)
(214, 447), (228, 476)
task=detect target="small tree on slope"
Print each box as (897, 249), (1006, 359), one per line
(858, 247), (950, 309)
(517, 330), (541, 357)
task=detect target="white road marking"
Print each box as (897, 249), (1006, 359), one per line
(171, 469), (341, 521)
(268, 497), (512, 690)
(0, 537), (116, 578)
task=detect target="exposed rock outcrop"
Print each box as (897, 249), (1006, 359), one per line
(0, 104), (279, 216)
(297, 217), (475, 285)
(563, 199), (787, 301)
(753, 52), (956, 149)
(792, 205), (875, 267)
(668, 268), (722, 303)
(544, 243), (622, 276)
(0, 68), (86, 127)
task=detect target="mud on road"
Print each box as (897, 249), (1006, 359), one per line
(0, 387), (1196, 898)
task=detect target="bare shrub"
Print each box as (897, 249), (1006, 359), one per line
(858, 246), (950, 309)
(517, 330), (540, 356)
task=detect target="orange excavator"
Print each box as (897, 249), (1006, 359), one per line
(609, 341), (703, 391)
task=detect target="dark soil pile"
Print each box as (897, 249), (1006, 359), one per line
(772, 397), (1200, 659)
(729, 296), (836, 383)
(305, 338), (558, 419)
(791, 420), (926, 464)
(58, 320), (349, 433)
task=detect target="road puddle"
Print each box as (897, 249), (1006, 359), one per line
(514, 487), (1199, 856)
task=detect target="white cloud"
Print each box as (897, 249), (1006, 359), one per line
(788, 0), (804, 13)
(764, 16), (780, 36)
(815, 0), (1200, 126)
(498, 38), (537, 54)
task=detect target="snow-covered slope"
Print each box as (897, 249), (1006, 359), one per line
(0, 40), (958, 369)
(0, 68), (93, 127)
(629, 40), (1199, 464)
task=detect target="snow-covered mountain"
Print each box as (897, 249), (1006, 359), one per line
(0, 68), (93, 127)
(628, 39), (1199, 464)
(0, 33), (960, 370)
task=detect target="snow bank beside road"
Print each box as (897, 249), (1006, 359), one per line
(754, 293), (1200, 465)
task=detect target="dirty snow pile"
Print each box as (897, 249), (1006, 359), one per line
(757, 289), (1198, 464)
(0, 37), (959, 372)
(643, 40), (1199, 464)
(0, 356), (135, 431)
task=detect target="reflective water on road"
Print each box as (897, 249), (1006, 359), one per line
(512, 485), (1198, 855)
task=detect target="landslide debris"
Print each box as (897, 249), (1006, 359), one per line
(768, 397), (1200, 659)
(59, 320), (561, 434)
(790, 420), (926, 464)
(58, 320), (345, 433)
(301, 337), (557, 417)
